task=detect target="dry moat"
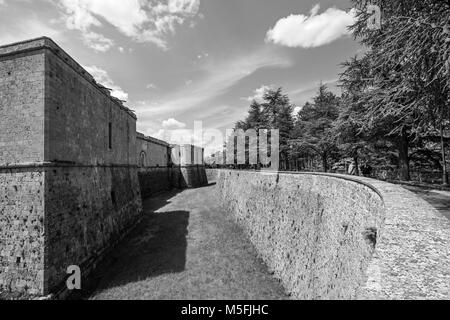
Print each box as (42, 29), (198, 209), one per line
(84, 184), (288, 300)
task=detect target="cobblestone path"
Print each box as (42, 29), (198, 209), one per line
(401, 185), (450, 221)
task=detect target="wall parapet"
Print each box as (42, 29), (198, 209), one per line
(136, 133), (170, 148)
(215, 169), (450, 300)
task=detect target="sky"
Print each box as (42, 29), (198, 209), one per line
(0, 0), (362, 153)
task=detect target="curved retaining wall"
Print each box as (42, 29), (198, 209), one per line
(206, 168), (219, 183)
(216, 170), (450, 300)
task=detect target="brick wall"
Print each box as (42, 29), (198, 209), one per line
(0, 169), (45, 295)
(0, 38), (143, 297)
(0, 50), (45, 165)
(170, 145), (207, 188)
(136, 134), (171, 198)
(44, 166), (142, 293)
(0, 37), (209, 298)
(171, 145), (204, 166)
(138, 167), (171, 199)
(46, 46), (136, 166)
(136, 134), (169, 168)
(178, 166), (208, 188)
(0, 40), (47, 296)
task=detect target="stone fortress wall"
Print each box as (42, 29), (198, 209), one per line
(216, 170), (450, 300)
(136, 135), (208, 198)
(0, 37), (207, 297)
(171, 144), (208, 188)
(136, 133), (172, 198)
(0, 39), (47, 295)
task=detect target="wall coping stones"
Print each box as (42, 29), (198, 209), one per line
(215, 169), (450, 300)
(136, 132), (170, 147)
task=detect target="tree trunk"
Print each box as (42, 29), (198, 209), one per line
(398, 127), (411, 181)
(322, 153), (328, 173)
(440, 124), (449, 185)
(354, 156), (360, 176)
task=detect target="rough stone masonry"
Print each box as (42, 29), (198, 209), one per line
(216, 170), (450, 300)
(0, 37), (207, 297)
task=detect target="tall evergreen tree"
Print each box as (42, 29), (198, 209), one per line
(245, 100), (266, 130)
(292, 84), (340, 172)
(346, 0), (450, 182)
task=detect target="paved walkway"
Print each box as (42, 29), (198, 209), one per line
(87, 184), (288, 300)
(401, 185), (450, 221)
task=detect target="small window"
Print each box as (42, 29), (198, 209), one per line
(111, 191), (117, 208)
(139, 151), (147, 167)
(108, 122), (112, 149)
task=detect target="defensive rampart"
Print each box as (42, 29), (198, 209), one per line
(216, 170), (450, 300)
(0, 38), (142, 296)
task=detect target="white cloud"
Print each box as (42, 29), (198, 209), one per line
(60, 0), (147, 35)
(266, 5), (357, 48)
(242, 85), (275, 102)
(168, 0), (200, 15)
(162, 118), (186, 129)
(55, 0), (201, 50)
(293, 106), (302, 115)
(197, 52), (209, 59)
(84, 65), (129, 101)
(82, 31), (114, 52)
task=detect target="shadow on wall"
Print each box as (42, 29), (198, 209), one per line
(73, 191), (190, 299)
(190, 182), (217, 190)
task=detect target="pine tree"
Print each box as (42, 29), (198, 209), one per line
(344, 0), (450, 181)
(261, 88), (295, 164)
(245, 100), (265, 130)
(292, 84), (340, 172)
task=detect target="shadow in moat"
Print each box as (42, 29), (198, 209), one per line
(74, 190), (190, 299)
(190, 182), (217, 189)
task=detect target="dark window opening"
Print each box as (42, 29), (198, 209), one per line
(139, 151), (146, 168)
(111, 191), (117, 207)
(108, 122), (112, 149)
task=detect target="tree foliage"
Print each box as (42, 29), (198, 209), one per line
(227, 1), (450, 183)
(293, 84), (340, 172)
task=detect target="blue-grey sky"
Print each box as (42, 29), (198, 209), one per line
(0, 0), (361, 152)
